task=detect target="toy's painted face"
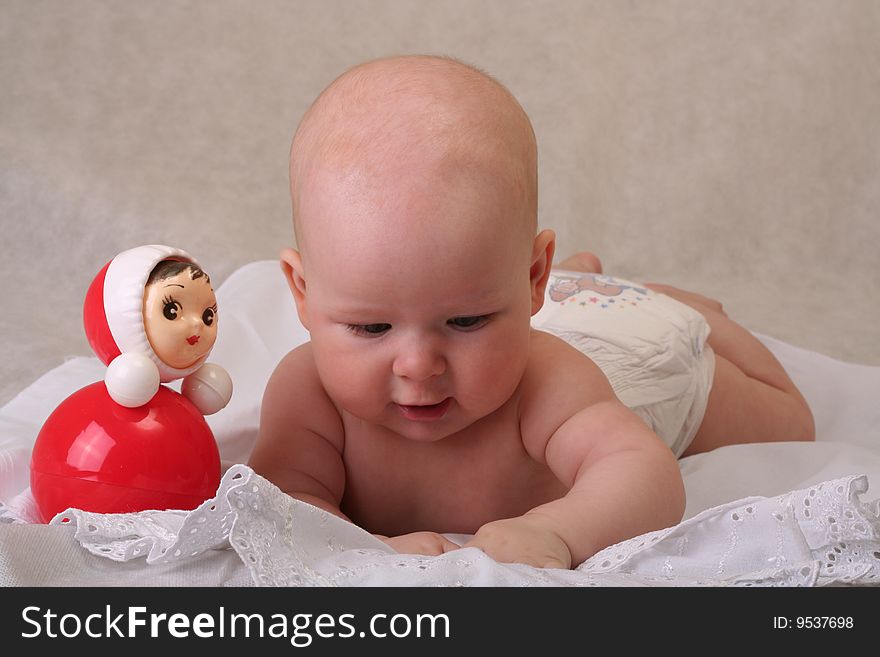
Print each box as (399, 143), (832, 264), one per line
(143, 269), (218, 369)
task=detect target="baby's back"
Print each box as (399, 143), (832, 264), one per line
(531, 270), (715, 456)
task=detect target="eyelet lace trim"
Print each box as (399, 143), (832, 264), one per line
(28, 466), (880, 587)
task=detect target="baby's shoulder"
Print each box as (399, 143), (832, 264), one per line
(517, 329), (617, 459)
(267, 341), (322, 394)
(524, 328), (611, 388)
(260, 341), (344, 448)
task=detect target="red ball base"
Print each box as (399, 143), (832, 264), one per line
(30, 382), (221, 523)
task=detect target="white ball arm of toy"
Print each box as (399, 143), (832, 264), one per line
(105, 352), (161, 407)
(181, 363), (233, 415)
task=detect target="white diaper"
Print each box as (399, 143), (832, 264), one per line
(530, 270), (715, 457)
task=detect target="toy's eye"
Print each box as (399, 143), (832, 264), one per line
(163, 299), (181, 320)
(202, 307), (215, 326)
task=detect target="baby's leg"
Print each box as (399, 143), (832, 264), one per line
(644, 283), (816, 456)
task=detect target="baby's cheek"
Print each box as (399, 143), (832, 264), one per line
(318, 349), (384, 410)
(463, 337), (525, 395)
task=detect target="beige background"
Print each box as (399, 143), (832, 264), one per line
(2, 0), (878, 407)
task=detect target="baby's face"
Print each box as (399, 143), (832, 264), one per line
(295, 159), (536, 442)
(143, 270), (218, 369)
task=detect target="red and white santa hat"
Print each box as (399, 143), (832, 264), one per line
(83, 244), (209, 385)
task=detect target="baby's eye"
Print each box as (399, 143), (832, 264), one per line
(202, 307), (216, 326)
(162, 298), (182, 320)
(346, 323), (391, 337)
(448, 315), (489, 330)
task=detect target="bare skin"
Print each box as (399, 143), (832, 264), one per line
(249, 56), (812, 568)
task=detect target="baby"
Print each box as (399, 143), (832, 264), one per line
(249, 55), (815, 569)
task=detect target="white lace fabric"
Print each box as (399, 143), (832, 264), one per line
(32, 465), (880, 587)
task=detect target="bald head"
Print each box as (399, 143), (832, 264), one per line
(289, 56), (538, 253)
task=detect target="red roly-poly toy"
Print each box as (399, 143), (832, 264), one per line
(30, 245), (233, 522)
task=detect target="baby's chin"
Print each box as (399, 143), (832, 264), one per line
(385, 422), (461, 443)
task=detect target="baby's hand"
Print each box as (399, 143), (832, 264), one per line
(376, 531), (460, 557)
(463, 516), (572, 569)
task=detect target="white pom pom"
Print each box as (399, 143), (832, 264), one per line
(105, 353), (160, 407)
(181, 363), (233, 415)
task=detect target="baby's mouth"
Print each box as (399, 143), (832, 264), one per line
(187, 335), (200, 346)
(396, 398), (452, 422)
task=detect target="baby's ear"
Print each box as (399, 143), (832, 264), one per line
(529, 229), (556, 315)
(280, 248), (310, 329)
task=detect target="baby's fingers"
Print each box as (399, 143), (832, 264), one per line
(381, 531), (460, 556)
(462, 538), (567, 570)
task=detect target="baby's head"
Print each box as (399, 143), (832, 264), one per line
(282, 55), (555, 441)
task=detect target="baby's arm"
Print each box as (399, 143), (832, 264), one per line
(249, 343), (350, 519)
(464, 337), (686, 568)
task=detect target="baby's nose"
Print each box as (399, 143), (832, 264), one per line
(392, 339), (446, 382)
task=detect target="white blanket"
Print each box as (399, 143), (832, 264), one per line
(1, 261), (879, 586)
